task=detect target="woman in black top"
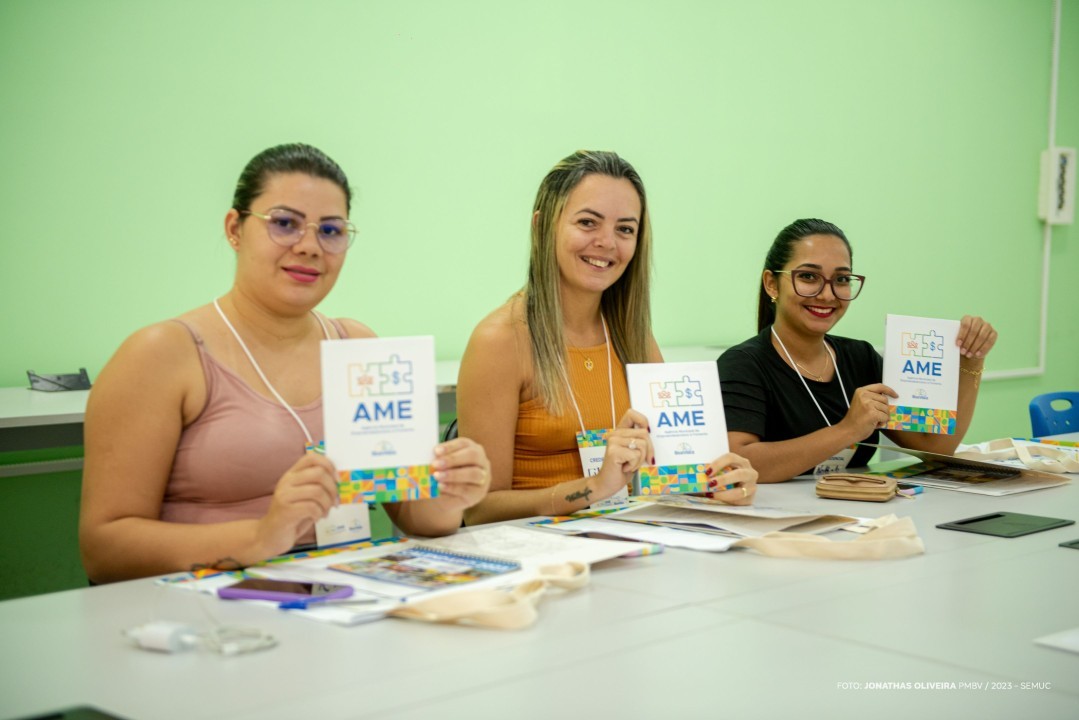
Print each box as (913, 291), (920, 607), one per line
(717, 219), (996, 483)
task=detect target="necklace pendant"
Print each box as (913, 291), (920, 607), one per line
(584, 358), (594, 372)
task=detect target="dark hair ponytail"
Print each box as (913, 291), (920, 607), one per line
(232, 143), (351, 213)
(757, 218), (851, 331)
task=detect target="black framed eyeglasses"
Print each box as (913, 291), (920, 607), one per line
(774, 270), (866, 300)
(242, 209), (357, 254)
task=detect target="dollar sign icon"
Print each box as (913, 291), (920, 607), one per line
(392, 371), (400, 384)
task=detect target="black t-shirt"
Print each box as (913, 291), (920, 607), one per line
(717, 326), (884, 474)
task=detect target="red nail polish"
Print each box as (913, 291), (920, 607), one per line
(651, 456), (655, 465)
(705, 467), (714, 477)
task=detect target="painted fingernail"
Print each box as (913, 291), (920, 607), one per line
(705, 466), (715, 477)
(651, 456), (656, 465)
(708, 479), (718, 489)
(432, 470), (444, 481)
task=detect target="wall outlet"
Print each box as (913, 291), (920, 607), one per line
(1038, 147), (1076, 225)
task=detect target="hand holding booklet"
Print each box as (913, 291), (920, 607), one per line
(316, 336), (439, 547)
(882, 314), (959, 434)
(626, 361), (729, 496)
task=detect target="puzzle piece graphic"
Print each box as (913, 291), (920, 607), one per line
(673, 376), (703, 406)
(918, 331), (944, 358)
(348, 363), (378, 397)
(377, 354), (413, 394)
(347, 356), (414, 396)
(900, 331), (945, 359)
(649, 376), (703, 408)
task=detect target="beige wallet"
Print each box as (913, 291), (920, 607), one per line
(815, 474), (898, 502)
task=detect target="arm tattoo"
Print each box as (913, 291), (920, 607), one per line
(563, 487), (593, 504)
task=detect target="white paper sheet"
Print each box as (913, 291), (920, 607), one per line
(1035, 627), (1079, 655)
(537, 517), (740, 552)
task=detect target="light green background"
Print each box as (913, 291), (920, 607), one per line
(0, 1), (1077, 596)
(3, 0), (1077, 442)
(1, 0), (1077, 440)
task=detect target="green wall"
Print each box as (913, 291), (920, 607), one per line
(1, 0), (1077, 443)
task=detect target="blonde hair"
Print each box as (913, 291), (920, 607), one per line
(525, 150), (653, 415)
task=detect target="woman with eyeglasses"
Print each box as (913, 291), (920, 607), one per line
(80, 143), (490, 583)
(717, 218), (996, 483)
(456, 150), (757, 525)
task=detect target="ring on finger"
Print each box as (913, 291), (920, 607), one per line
(628, 440), (637, 451)
(741, 486), (748, 499)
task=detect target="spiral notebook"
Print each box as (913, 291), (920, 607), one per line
(328, 546), (521, 590)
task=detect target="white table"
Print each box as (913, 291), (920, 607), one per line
(0, 388), (89, 475)
(1, 464), (1077, 720)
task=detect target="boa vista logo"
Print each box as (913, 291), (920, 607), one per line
(372, 441), (397, 457)
(674, 442), (694, 455)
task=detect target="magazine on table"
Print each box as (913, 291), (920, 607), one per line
(858, 443), (1069, 496)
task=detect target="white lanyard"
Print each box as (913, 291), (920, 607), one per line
(771, 326), (849, 428)
(213, 298), (331, 446)
(558, 315), (616, 434)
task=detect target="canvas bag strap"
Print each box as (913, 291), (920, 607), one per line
(733, 515), (925, 560)
(955, 438), (1079, 474)
(388, 562), (589, 630)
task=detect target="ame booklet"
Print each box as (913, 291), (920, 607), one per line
(321, 336), (440, 505)
(626, 361), (729, 496)
(882, 314), (960, 434)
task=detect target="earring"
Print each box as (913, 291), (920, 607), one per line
(770, 295), (777, 304)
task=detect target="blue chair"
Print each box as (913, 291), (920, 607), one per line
(1029, 391), (1079, 437)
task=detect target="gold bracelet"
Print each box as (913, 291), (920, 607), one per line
(548, 484), (558, 516)
(960, 366), (983, 377)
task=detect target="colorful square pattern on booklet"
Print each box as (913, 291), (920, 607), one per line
(637, 464), (710, 495)
(889, 405), (957, 434)
(338, 465), (438, 504)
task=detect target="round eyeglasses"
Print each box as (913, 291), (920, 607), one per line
(774, 270), (865, 300)
(242, 209), (357, 254)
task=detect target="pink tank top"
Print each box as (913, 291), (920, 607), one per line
(161, 319), (347, 542)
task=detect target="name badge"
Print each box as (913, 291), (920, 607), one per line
(814, 444), (856, 476)
(315, 503), (372, 548)
(576, 429), (630, 509)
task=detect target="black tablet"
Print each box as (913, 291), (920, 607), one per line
(937, 512), (1074, 538)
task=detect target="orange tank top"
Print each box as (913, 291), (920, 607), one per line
(512, 343), (631, 490)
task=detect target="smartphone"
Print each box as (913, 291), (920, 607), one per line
(217, 578), (354, 602)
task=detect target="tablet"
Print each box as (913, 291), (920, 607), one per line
(937, 512), (1074, 538)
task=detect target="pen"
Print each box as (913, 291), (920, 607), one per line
(278, 597), (380, 610)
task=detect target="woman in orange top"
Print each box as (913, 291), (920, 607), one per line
(458, 151), (757, 524)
